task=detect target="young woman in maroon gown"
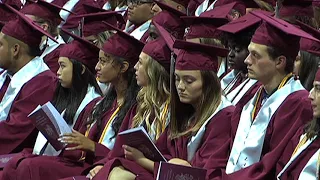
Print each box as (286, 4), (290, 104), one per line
(81, 29), (172, 180)
(89, 40), (234, 180)
(276, 53), (320, 180)
(1, 27), (143, 180)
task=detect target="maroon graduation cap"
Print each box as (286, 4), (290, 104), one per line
(76, 11), (125, 37)
(60, 28), (99, 73)
(0, 0), (21, 26)
(101, 22), (145, 67)
(2, 4), (58, 48)
(20, 0), (66, 25)
(250, 10), (320, 60)
(152, 1), (186, 39)
(296, 20), (320, 56)
(153, 21), (179, 55)
(279, 0), (314, 18)
(314, 0), (320, 7)
(182, 2), (236, 39)
(62, 0), (103, 29)
(142, 38), (171, 72)
(173, 39), (229, 71)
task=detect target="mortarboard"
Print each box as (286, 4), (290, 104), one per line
(62, 0), (103, 29)
(153, 1), (186, 39)
(250, 10), (319, 60)
(142, 38), (171, 72)
(76, 11), (125, 37)
(279, 0), (314, 18)
(2, 4), (57, 48)
(101, 22), (145, 66)
(296, 20), (320, 56)
(153, 21), (179, 55)
(20, 0), (65, 25)
(0, 0), (21, 26)
(173, 39), (229, 71)
(182, 2), (235, 39)
(59, 29), (99, 73)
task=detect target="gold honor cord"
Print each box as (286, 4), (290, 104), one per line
(251, 73), (293, 121)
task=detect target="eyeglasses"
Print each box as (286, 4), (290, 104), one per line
(127, 0), (153, 7)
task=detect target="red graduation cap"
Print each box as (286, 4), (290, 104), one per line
(183, 2), (235, 39)
(76, 11), (125, 37)
(142, 38), (171, 72)
(101, 22), (145, 66)
(152, 1), (186, 39)
(218, 10), (274, 34)
(296, 20), (320, 56)
(2, 4), (58, 48)
(0, 0), (21, 26)
(153, 21), (179, 55)
(279, 0), (314, 18)
(59, 28), (99, 73)
(250, 10), (320, 60)
(62, 0), (103, 29)
(20, 0), (65, 25)
(173, 39), (229, 71)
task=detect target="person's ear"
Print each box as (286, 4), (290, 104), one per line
(12, 44), (20, 57)
(275, 55), (287, 71)
(120, 61), (129, 73)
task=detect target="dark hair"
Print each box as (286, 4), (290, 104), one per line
(267, 46), (295, 74)
(52, 59), (103, 125)
(34, 16), (60, 37)
(87, 56), (140, 139)
(28, 46), (41, 57)
(225, 27), (257, 49)
(299, 51), (320, 91)
(305, 118), (320, 140)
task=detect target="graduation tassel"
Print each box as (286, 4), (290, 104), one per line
(275, 0), (283, 18)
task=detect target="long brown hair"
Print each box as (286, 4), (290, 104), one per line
(169, 70), (222, 139)
(305, 118), (320, 140)
(131, 55), (170, 140)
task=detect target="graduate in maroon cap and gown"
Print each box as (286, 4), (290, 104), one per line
(0, 4), (57, 155)
(221, 11), (316, 179)
(294, 21), (320, 91)
(20, 0), (67, 74)
(1, 24), (143, 180)
(150, 0), (186, 40)
(79, 11), (125, 49)
(183, 3), (235, 79)
(91, 33), (234, 180)
(76, 22), (172, 180)
(277, 65), (320, 180)
(217, 12), (267, 106)
(1, 28), (103, 180)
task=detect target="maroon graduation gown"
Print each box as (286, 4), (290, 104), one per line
(1, 99), (121, 180)
(43, 44), (65, 74)
(57, 104), (138, 180)
(92, 106), (235, 180)
(233, 81), (261, 107)
(0, 70), (57, 155)
(222, 90), (313, 180)
(277, 128), (320, 180)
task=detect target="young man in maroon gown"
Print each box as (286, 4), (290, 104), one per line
(222, 11), (317, 179)
(0, 5), (57, 155)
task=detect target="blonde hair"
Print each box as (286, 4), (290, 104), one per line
(170, 71), (222, 139)
(254, 0), (275, 12)
(131, 56), (170, 140)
